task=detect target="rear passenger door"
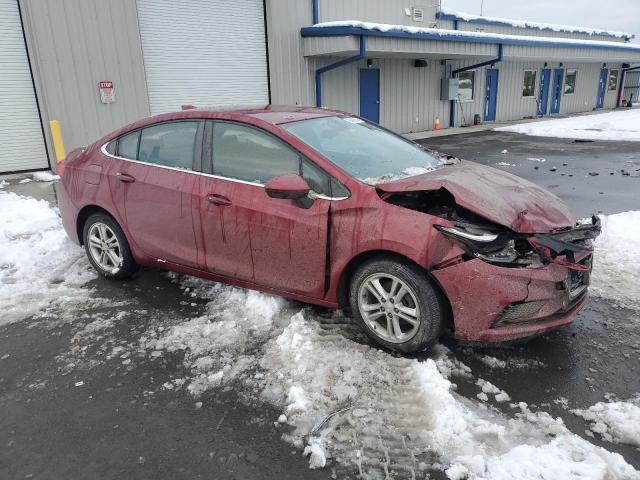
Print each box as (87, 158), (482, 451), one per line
(197, 121), (335, 297)
(108, 121), (203, 267)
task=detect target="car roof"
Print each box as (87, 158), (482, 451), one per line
(180, 104), (345, 125)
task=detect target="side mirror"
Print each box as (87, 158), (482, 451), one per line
(265, 174), (313, 209)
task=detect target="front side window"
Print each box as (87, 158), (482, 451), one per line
(138, 122), (198, 170)
(211, 122), (335, 196)
(118, 131), (140, 160)
(458, 71), (475, 101)
(522, 70), (537, 97)
(608, 69), (619, 91)
(564, 69), (577, 95)
(282, 116), (442, 184)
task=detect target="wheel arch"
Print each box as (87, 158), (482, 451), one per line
(76, 205), (120, 246)
(336, 250), (454, 331)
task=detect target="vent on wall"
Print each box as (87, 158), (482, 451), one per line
(412, 7), (424, 22)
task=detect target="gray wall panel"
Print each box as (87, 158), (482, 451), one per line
(319, 0), (437, 27)
(21, 0), (150, 155)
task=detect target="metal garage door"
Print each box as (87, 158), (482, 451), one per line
(0, 0), (48, 173)
(136, 0), (269, 115)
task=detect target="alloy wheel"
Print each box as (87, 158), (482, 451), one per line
(357, 273), (421, 343)
(87, 222), (122, 274)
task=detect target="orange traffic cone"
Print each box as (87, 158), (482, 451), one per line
(433, 116), (441, 131)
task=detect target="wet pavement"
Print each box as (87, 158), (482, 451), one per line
(2, 131), (640, 478)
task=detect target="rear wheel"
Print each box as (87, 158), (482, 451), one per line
(82, 213), (137, 280)
(349, 257), (444, 353)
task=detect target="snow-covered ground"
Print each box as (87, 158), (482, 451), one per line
(591, 210), (640, 309)
(495, 109), (640, 142)
(573, 397), (640, 448)
(0, 191), (95, 326)
(2, 191), (639, 478)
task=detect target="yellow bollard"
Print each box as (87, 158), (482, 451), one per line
(49, 120), (66, 163)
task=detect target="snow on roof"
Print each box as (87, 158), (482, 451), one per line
(305, 21), (640, 53)
(438, 8), (634, 40)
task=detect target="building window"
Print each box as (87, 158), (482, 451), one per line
(608, 69), (619, 91)
(564, 69), (577, 95)
(522, 70), (537, 97)
(458, 71), (475, 101)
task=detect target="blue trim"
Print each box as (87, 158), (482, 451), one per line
(300, 25), (640, 52)
(312, 0), (318, 25)
(450, 45), (503, 127)
(315, 36), (367, 107)
(436, 12), (634, 41)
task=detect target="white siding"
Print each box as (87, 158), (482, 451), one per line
(0, 0), (47, 172)
(137, 0), (269, 114)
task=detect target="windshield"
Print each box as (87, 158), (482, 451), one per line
(282, 116), (443, 184)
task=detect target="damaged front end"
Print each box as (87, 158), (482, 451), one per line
(382, 188), (601, 271)
(381, 188), (602, 342)
(435, 215), (601, 271)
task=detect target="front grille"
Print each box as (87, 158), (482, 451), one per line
(494, 300), (547, 326)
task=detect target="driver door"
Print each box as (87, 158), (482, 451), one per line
(198, 121), (332, 298)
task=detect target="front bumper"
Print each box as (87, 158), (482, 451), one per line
(432, 253), (592, 343)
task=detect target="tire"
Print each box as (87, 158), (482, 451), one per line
(82, 212), (137, 280)
(349, 256), (444, 354)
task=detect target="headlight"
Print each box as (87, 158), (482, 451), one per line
(435, 223), (541, 268)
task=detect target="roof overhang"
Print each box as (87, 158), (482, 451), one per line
(436, 10), (635, 42)
(301, 23), (640, 63)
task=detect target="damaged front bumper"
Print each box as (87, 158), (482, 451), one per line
(432, 217), (600, 343)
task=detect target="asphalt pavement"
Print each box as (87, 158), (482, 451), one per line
(1, 130), (639, 479)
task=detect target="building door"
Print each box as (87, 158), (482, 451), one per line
(136, 0), (269, 114)
(550, 69), (564, 114)
(596, 67), (608, 109)
(537, 68), (551, 116)
(359, 69), (380, 123)
(0, 0), (48, 173)
(484, 69), (499, 122)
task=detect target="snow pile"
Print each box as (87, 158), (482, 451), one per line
(0, 192), (94, 325)
(439, 7), (633, 39)
(258, 312), (637, 478)
(573, 397), (640, 447)
(312, 21), (640, 52)
(496, 109), (640, 142)
(32, 171), (60, 182)
(590, 210), (640, 309)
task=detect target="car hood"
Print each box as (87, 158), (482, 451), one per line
(376, 160), (575, 233)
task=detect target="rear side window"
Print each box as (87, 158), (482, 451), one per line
(118, 131), (140, 160)
(212, 122), (300, 184)
(138, 122), (198, 170)
(105, 140), (117, 155)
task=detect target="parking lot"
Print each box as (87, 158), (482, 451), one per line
(1, 130), (639, 479)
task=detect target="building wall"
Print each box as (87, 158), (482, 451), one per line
(318, 0), (438, 27)
(20, 0), (150, 156)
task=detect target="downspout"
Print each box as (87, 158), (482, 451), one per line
(617, 64), (640, 108)
(449, 20), (459, 128)
(449, 44), (504, 127)
(312, 0), (319, 24)
(315, 35), (367, 107)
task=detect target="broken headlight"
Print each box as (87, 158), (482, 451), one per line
(435, 223), (541, 267)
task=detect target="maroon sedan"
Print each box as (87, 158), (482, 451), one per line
(57, 106), (600, 353)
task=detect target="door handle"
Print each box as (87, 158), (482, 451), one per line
(206, 194), (232, 206)
(115, 172), (136, 183)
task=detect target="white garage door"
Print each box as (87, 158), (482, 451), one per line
(136, 0), (269, 115)
(0, 0), (48, 173)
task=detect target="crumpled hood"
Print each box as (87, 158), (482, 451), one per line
(377, 160), (575, 233)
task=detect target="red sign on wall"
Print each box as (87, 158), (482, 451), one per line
(99, 81), (115, 104)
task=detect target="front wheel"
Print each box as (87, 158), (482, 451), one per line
(349, 257), (444, 353)
(82, 212), (137, 280)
